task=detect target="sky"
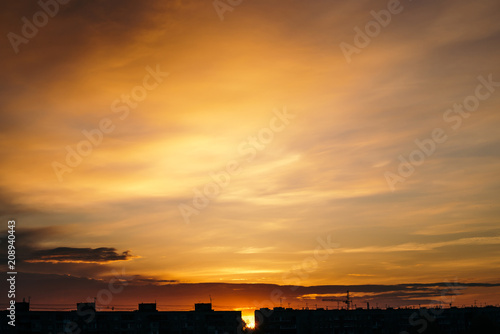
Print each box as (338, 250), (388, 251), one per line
(1, 0), (500, 323)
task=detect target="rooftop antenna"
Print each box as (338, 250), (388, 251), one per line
(209, 295), (212, 304)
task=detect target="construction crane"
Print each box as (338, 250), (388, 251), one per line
(322, 291), (352, 310)
(344, 290), (352, 310)
(322, 298), (340, 310)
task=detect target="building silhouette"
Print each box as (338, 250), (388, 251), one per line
(1, 301), (243, 334)
(3, 300), (500, 334)
(254, 305), (500, 334)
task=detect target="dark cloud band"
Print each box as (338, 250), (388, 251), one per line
(27, 247), (135, 263)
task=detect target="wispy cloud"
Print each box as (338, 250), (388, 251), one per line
(236, 247), (275, 254)
(0, 0), (499, 306)
(340, 236), (500, 253)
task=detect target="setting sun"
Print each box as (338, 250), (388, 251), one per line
(240, 309), (255, 330)
(244, 319), (255, 330)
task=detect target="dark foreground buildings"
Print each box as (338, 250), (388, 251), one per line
(1, 301), (243, 334)
(254, 306), (500, 334)
(2, 302), (500, 334)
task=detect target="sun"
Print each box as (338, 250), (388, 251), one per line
(246, 321), (255, 329)
(242, 315), (255, 329)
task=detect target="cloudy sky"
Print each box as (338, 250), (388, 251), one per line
(1, 0), (500, 319)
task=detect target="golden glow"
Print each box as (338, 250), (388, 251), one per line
(241, 311), (256, 330)
(245, 320), (256, 330)
(1, 0), (499, 309)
